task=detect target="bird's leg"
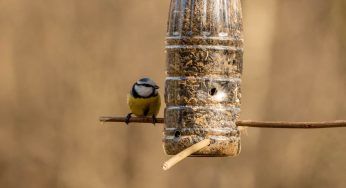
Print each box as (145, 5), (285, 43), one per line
(152, 114), (158, 125)
(125, 113), (133, 125)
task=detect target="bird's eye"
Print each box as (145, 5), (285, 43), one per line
(138, 84), (150, 87)
(142, 84), (153, 87)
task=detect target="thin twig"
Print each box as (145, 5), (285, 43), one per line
(162, 139), (211, 170)
(100, 116), (164, 124)
(99, 116), (346, 129)
(236, 120), (346, 128)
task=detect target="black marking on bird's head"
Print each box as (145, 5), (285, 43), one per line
(139, 78), (149, 82)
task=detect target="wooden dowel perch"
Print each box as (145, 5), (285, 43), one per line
(100, 116), (346, 170)
(162, 139), (211, 170)
(99, 116), (346, 129)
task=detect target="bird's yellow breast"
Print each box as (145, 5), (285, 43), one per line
(127, 94), (161, 117)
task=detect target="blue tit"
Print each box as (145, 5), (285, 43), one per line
(126, 77), (161, 124)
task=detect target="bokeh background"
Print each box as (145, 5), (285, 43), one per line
(1, 0), (346, 187)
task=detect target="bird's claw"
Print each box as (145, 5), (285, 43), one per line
(152, 115), (158, 126)
(125, 113), (132, 125)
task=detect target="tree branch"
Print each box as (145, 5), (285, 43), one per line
(99, 116), (346, 129)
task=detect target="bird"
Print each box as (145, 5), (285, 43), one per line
(126, 77), (161, 125)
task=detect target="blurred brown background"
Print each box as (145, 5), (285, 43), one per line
(0, 0), (345, 187)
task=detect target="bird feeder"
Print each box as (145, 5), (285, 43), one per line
(164, 0), (243, 157)
(100, 0), (346, 170)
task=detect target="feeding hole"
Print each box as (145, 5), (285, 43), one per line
(209, 88), (217, 96)
(174, 130), (181, 138)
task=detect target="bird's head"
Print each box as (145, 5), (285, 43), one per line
(132, 77), (159, 98)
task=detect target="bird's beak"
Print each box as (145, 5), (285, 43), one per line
(155, 85), (160, 89)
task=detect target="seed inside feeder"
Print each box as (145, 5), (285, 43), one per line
(164, 0), (243, 157)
